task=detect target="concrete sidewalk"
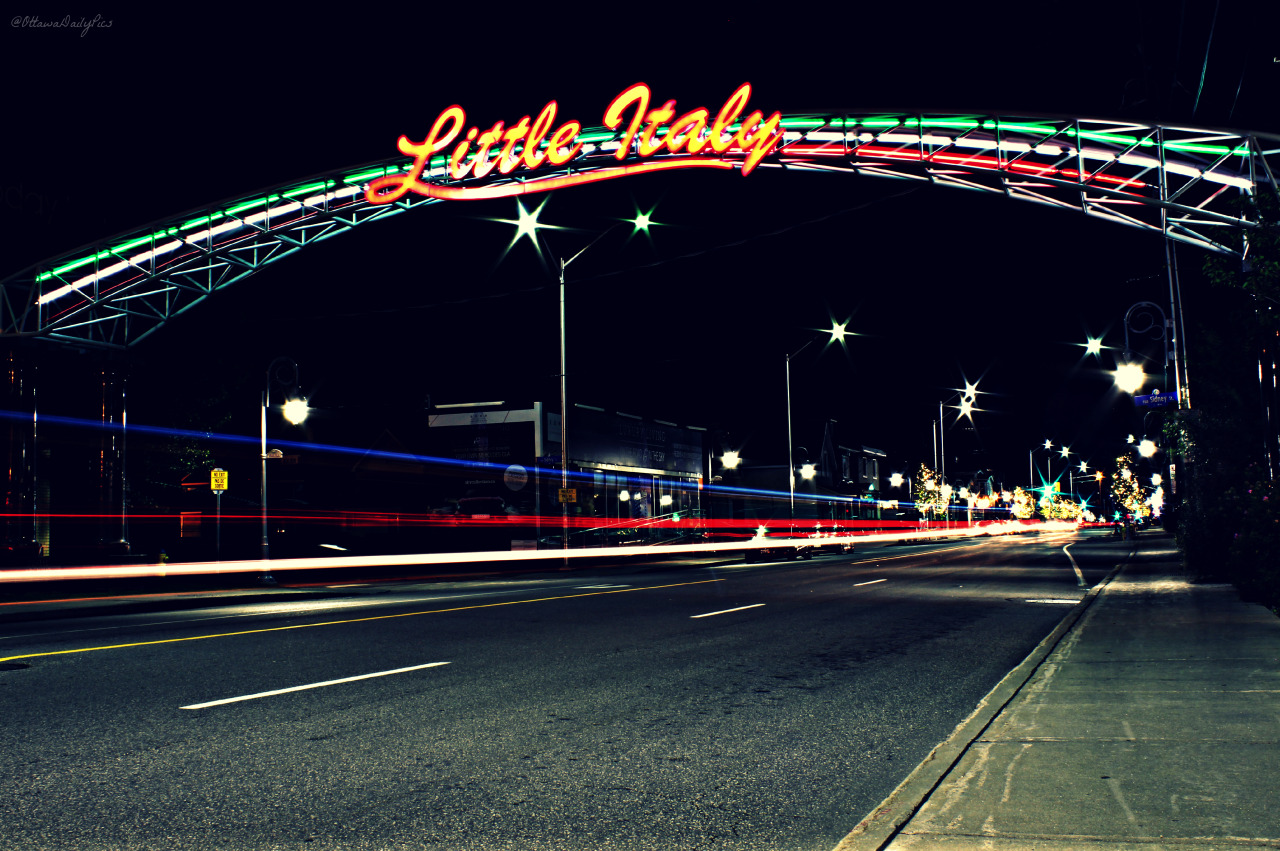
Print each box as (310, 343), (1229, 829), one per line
(841, 530), (1280, 850)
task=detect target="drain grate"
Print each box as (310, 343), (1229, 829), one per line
(0, 662), (31, 671)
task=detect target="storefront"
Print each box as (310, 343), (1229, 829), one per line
(425, 401), (706, 545)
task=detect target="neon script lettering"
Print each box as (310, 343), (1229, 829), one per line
(366, 83), (782, 203)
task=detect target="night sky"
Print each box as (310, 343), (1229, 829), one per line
(3, 6), (1276, 490)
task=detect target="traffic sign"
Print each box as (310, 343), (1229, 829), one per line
(211, 468), (228, 493)
(1134, 391), (1177, 409)
(557, 488), (577, 503)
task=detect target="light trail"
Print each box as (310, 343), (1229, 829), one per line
(0, 521), (1080, 585)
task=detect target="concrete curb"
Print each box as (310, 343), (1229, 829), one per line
(832, 546), (1134, 851)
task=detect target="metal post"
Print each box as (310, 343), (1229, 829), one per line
(215, 492), (222, 561)
(939, 400), (945, 484)
(786, 351), (794, 533)
(933, 419), (938, 473)
(939, 400), (947, 530)
(559, 259), (568, 560)
(260, 389), (268, 561)
(120, 373), (128, 548)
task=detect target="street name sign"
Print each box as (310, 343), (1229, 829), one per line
(1134, 391), (1177, 409)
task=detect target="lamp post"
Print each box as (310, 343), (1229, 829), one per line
(935, 381), (979, 528)
(1119, 301), (1172, 401)
(496, 199), (654, 556)
(554, 223), (628, 557)
(937, 381), (979, 487)
(1029, 439), (1057, 502)
(261, 357), (307, 570)
(1059, 444), (1072, 500)
(786, 321), (849, 532)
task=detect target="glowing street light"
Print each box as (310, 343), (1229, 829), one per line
(261, 357), (306, 569)
(1030, 440), (1055, 496)
(492, 198), (656, 558)
(720, 450), (741, 470)
(938, 377), (981, 490)
(283, 397), (309, 425)
(1085, 337), (1103, 356)
(1138, 439), (1158, 458)
(799, 463), (817, 480)
(1115, 362), (1146, 394)
(787, 320), (854, 527)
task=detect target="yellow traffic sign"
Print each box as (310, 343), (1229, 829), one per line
(211, 468), (228, 493)
(558, 488), (577, 503)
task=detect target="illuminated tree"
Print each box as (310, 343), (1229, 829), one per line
(1042, 495), (1083, 522)
(914, 463), (948, 517)
(1111, 454), (1150, 517)
(1010, 486), (1036, 519)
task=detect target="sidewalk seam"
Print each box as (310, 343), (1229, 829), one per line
(832, 544), (1134, 851)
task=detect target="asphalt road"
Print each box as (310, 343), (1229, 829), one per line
(0, 530), (1121, 850)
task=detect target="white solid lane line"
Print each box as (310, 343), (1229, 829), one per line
(1063, 542), (1088, 587)
(690, 604), (765, 619)
(853, 579), (887, 587)
(180, 662), (451, 710)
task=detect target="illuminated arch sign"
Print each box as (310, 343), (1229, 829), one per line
(366, 82), (783, 203)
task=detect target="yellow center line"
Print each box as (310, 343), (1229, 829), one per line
(0, 577), (724, 663)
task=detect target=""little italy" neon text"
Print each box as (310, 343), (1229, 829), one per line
(366, 82), (783, 203)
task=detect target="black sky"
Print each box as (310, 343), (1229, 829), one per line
(2, 5), (1276, 487)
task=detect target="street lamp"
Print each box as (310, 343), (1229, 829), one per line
(1059, 444), (1072, 500)
(786, 320), (851, 530)
(1115, 362), (1145, 394)
(937, 379), (980, 493)
(1029, 439), (1055, 499)
(555, 226), (628, 555)
(261, 357), (307, 568)
(503, 201), (652, 557)
(1121, 300), (1179, 406)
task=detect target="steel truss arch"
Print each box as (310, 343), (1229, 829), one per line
(3, 111), (1278, 350)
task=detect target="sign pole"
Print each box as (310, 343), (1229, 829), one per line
(211, 467), (228, 562)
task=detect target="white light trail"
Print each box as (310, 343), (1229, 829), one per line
(0, 521), (1081, 586)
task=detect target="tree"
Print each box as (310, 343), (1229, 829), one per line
(913, 463), (948, 518)
(1010, 486), (1036, 519)
(1041, 495), (1083, 522)
(1110, 453), (1149, 518)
